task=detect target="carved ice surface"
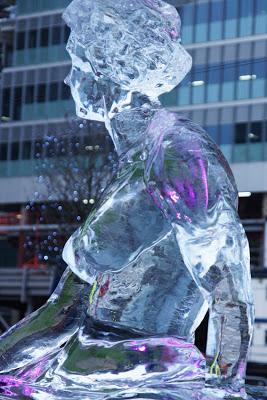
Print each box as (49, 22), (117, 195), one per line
(63, 0), (192, 124)
(0, 0), (255, 399)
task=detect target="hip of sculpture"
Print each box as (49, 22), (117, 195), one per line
(0, 1), (254, 399)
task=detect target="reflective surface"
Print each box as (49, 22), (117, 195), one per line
(0, 0), (254, 398)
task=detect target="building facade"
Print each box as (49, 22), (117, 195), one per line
(0, 0), (113, 330)
(0, 0), (267, 371)
(166, 0), (267, 369)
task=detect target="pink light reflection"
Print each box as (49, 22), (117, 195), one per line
(138, 345), (147, 352)
(198, 158), (209, 209)
(168, 190), (180, 204)
(132, 344), (148, 352)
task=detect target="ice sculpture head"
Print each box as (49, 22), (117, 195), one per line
(63, 0), (192, 122)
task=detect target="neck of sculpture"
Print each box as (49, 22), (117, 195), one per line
(106, 92), (161, 158)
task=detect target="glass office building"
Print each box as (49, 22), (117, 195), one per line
(1, 0), (267, 182)
(166, 0), (267, 367)
(0, 0), (75, 183)
(163, 0), (267, 167)
(0, 0), (113, 269)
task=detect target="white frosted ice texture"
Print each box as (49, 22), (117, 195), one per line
(0, 0), (254, 398)
(63, 0), (192, 121)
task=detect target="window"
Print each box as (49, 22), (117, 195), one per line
(64, 26), (70, 43)
(220, 124), (234, 162)
(237, 61), (252, 100)
(177, 73), (191, 106)
(181, 3), (194, 44)
(252, 59), (266, 98)
(57, 137), (69, 156)
(34, 141), (43, 159)
(0, 143), (8, 161)
(16, 31), (25, 50)
(2, 88), (11, 118)
(13, 87), (22, 120)
(49, 82), (59, 101)
(22, 141), (32, 160)
(220, 124), (234, 145)
(25, 85), (34, 104)
(192, 66), (205, 104)
(11, 142), (19, 160)
(224, 0), (238, 39)
(5, 45), (13, 68)
(235, 123), (247, 144)
(206, 125), (219, 144)
(195, 2), (209, 43)
(210, 0), (223, 41)
(71, 136), (81, 155)
(61, 82), (70, 100)
(52, 26), (61, 45)
(255, 0), (267, 34)
(45, 139), (56, 158)
(28, 30), (37, 48)
(3, 30), (14, 68)
(37, 84), (46, 103)
(207, 67), (220, 103)
(249, 122), (262, 143)
(240, 0), (253, 37)
(40, 28), (49, 47)
(222, 63), (236, 102)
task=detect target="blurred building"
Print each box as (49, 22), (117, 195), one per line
(0, 0), (113, 331)
(164, 0), (267, 373)
(0, 0), (266, 377)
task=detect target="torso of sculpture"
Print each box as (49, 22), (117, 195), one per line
(0, 0), (254, 398)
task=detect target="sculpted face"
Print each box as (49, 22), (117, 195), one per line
(63, 0), (192, 122)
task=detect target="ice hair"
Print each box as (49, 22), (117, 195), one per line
(63, 0), (192, 99)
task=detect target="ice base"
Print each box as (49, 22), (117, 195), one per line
(0, 376), (266, 399)
(0, 333), (265, 399)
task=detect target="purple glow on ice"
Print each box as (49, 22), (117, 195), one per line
(132, 344), (148, 352)
(168, 190), (179, 204)
(198, 158), (208, 209)
(137, 345), (147, 352)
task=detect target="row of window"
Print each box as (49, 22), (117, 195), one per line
(13, 46), (68, 67)
(206, 121), (267, 163)
(17, 0), (70, 15)
(0, 121), (266, 163)
(1, 82), (71, 121)
(207, 121), (266, 145)
(0, 139), (100, 162)
(16, 26), (69, 50)
(162, 58), (266, 106)
(5, 58), (267, 120)
(180, 0), (267, 44)
(0, 132), (112, 163)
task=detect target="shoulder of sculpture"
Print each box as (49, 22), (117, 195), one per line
(144, 112), (238, 211)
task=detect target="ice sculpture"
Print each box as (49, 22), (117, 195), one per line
(0, 0), (254, 398)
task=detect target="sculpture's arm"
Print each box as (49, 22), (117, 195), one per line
(173, 217), (254, 386)
(145, 124), (254, 386)
(0, 267), (88, 373)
